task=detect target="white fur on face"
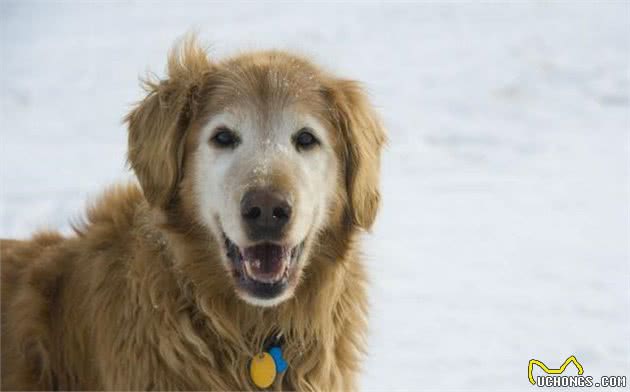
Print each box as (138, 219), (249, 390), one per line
(192, 105), (338, 305)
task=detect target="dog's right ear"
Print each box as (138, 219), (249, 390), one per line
(125, 38), (213, 209)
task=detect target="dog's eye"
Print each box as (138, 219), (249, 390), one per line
(294, 128), (319, 151)
(211, 127), (239, 148)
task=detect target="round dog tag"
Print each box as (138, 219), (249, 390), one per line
(250, 352), (276, 389)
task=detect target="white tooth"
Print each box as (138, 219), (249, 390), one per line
(244, 260), (253, 278)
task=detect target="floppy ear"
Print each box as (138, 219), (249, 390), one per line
(125, 39), (212, 209)
(328, 79), (387, 230)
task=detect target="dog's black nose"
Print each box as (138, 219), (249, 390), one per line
(241, 188), (292, 240)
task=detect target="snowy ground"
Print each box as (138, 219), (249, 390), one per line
(1, 2), (628, 390)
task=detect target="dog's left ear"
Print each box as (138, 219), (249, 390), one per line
(327, 79), (387, 231)
(125, 38), (212, 209)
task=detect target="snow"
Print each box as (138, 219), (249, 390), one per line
(1, 1), (628, 390)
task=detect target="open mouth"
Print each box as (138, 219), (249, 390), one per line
(223, 233), (304, 300)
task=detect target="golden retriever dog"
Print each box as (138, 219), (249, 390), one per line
(1, 38), (386, 391)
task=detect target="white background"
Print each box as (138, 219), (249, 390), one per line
(1, 2), (628, 390)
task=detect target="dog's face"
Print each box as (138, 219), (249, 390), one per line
(194, 104), (338, 306)
(127, 42), (385, 307)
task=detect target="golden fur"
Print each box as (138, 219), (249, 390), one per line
(1, 38), (386, 391)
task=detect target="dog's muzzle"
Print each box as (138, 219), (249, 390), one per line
(220, 187), (304, 302)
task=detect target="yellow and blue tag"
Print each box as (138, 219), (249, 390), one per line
(249, 345), (287, 389)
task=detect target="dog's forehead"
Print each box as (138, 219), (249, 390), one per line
(221, 105), (324, 139)
(208, 52), (331, 122)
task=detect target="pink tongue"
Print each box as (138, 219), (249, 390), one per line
(243, 244), (287, 278)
